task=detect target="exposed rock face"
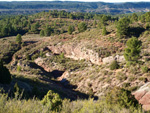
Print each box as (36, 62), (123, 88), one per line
(47, 43), (102, 65)
(132, 82), (150, 111)
(58, 71), (70, 81)
(102, 55), (125, 64)
(47, 43), (124, 65)
(34, 57), (51, 72)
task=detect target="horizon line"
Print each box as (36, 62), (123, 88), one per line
(0, 0), (150, 3)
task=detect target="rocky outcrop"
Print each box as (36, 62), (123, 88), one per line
(58, 71), (70, 81)
(102, 55), (125, 64)
(47, 43), (102, 65)
(47, 42), (124, 65)
(34, 57), (51, 72)
(132, 82), (150, 111)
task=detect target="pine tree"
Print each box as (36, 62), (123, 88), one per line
(44, 25), (52, 36)
(41, 90), (62, 111)
(40, 30), (45, 36)
(102, 26), (107, 36)
(93, 20), (97, 28)
(68, 25), (75, 34)
(16, 34), (22, 44)
(78, 22), (87, 33)
(30, 22), (40, 33)
(101, 15), (108, 26)
(117, 17), (130, 38)
(124, 37), (142, 63)
(131, 13), (138, 22)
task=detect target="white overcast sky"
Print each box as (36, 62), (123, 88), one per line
(0, 0), (150, 3)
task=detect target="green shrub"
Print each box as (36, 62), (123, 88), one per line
(106, 87), (140, 109)
(26, 54), (30, 60)
(17, 65), (21, 72)
(124, 37), (142, 63)
(40, 30), (45, 36)
(44, 25), (52, 36)
(110, 61), (119, 70)
(102, 26), (107, 36)
(16, 34), (22, 44)
(41, 90), (62, 111)
(59, 53), (64, 59)
(128, 86), (138, 92)
(146, 23), (150, 29)
(0, 90), (143, 113)
(141, 66), (149, 73)
(116, 74), (127, 82)
(128, 76), (136, 82)
(13, 82), (24, 99)
(117, 17), (130, 38)
(138, 77), (147, 82)
(78, 22), (87, 33)
(68, 25), (75, 34)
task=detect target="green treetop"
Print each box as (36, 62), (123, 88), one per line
(78, 22), (87, 33)
(124, 37), (142, 63)
(68, 25), (75, 34)
(102, 26), (107, 36)
(16, 34), (22, 44)
(117, 17), (130, 38)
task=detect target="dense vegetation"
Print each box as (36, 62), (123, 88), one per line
(0, 88), (142, 113)
(0, 10), (117, 38)
(0, 10), (150, 38)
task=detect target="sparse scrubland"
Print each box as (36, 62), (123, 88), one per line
(1, 9), (150, 112)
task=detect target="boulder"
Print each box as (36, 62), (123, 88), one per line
(45, 52), (51, 57)
(102, 55), (125, 64)
(132, 82), (150, 111)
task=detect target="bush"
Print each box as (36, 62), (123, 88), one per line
(102, 26), (107, 36)
(124, 37), (142, 63)
(117, 17), (130, 38)
(106, 87), (140, 109)
(0, 89), (143, 113)
(146, 23), (150, 29)
(141, 66), (149, 73)
(16, 34), (22, 44)
(40, 30), (45, 36)
(78, 22), (87, 33)
(68, 25), (75, 34)
(41, 90), (62, 111)
(0, 60), (11, 84)
(109, 61), (119, 70)
(17, 65), (21, 72)
(44, 25), (52, 36)
(26, 54), (30, 60)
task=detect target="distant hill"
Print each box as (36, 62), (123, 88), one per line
(0, 1), (150, 15)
